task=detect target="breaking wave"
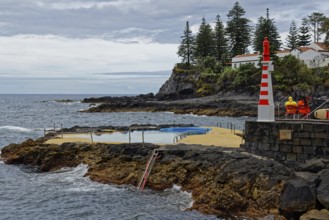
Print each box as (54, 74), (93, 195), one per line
(0, 126), (33, 133)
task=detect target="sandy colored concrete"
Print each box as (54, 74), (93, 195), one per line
(177, 127), (243, 148)
(45, 132), (130, 145)
(45, 133), (91, 144)
(45, 127), (243, 148)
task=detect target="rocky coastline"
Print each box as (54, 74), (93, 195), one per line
(1, 130), (329, 220)
(2, 67), (328, 219)
(82, 94), (258, 117)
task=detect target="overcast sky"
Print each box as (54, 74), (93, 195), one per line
(0, 0), (328, 94)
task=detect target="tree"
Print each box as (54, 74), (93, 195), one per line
(233, 63), (261, 94)
(226, 2), (252, 57)
(253, 8), (281, 54)
(195, 17), (214, 59)
(286, 20), (299, 50)
(320, 17), (329, 46)
(177, 21), (195, 65)
(298, 18), (312, 47)
(306, 12), (326, 42)
(213, 14), (227, 65)
(273, 55), (316, 95)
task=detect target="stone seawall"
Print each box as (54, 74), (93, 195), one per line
(242, 120), (329, 163)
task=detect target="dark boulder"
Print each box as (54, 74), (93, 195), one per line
(317, 169), (329, 209)
(297, 158), (326, 173)
(295, 172), (319, 184)
(280, 177), (317, 214)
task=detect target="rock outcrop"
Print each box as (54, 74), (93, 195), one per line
(82, 94), (258, 117)
(1, 138), (292, 219)
(81, 65), (260, 117)
(156, 70), (199, 100)
(317, 169), (329, 209)
(2, 125), (329, 219)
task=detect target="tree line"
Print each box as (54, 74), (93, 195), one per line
(177, 1), (329, 69)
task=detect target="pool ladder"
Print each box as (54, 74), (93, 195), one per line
(137, 150), (159, 191)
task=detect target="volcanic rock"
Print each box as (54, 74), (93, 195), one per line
(300, 209), (329, 220)
(317, 169), (329, 209)
(280, 177), (317, 216)
(1, 139), (292, 219)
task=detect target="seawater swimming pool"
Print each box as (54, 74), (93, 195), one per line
(160, 127), (211, 134)
(68, 127), (212, 144)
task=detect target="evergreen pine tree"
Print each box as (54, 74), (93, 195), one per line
(298, 18), (312, 47)
(253, 8), (281, 54)
(213, 14), (227, 65)
(177, 21), (195, 65)
(320, 17), (329, 46)
(306, 12), (326, 42)
(226, 2), (252, 57)
(286, 20), (299, 50)
(195, 17), (214, 59)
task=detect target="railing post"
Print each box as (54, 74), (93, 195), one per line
(129, 128), (131, 144)
(142, 130), (144, 147)
(90, 132), (93, 144)
(61, 123), (63, 138)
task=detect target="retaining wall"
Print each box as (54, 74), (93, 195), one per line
(241, 120), (329, 163)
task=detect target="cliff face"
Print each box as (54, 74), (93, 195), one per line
(156, 69), (200, 100)
(156, 64), (329, 103)
(80, 65), (259, 117)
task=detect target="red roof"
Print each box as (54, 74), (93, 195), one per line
(298, 47), (314, 52)
(276, 49), (290, 54)
(234, 50), (289, 58)
(234, 53), (259, 58)
(315, 42), (329, 51)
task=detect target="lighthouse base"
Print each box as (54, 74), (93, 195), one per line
(257, 105), (275, 121)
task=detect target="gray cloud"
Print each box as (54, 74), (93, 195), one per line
(1, 0), (328, 43)
(0, 76), (168, 94)
(0, 0), (328, 94)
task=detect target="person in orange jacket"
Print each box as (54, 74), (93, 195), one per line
(298, 96), (311, 117)
(285, 96), (297, 118)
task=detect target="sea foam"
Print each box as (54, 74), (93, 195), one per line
(0, 126), (33, 133)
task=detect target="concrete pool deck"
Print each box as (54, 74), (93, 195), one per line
(45, 127), (243, 148)
(177, 127), (243, 148)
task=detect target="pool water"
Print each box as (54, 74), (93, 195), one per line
(73, 127), (211, 144)
(160, 127), (211, 134)
(78, 130), (182, 144)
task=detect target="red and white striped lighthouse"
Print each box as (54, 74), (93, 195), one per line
(258, 37), (275, 121)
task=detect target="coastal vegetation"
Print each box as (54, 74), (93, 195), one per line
(176, 1), (329, 98)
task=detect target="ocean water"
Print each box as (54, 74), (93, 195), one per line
(0, 94), (250, 219)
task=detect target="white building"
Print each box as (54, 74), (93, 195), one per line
(232, 42), (329, 69)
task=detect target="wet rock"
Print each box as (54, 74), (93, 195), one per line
(300, 209), (329, 220)
(1, 138), (294, 219)
(54, 99), (75, 102)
